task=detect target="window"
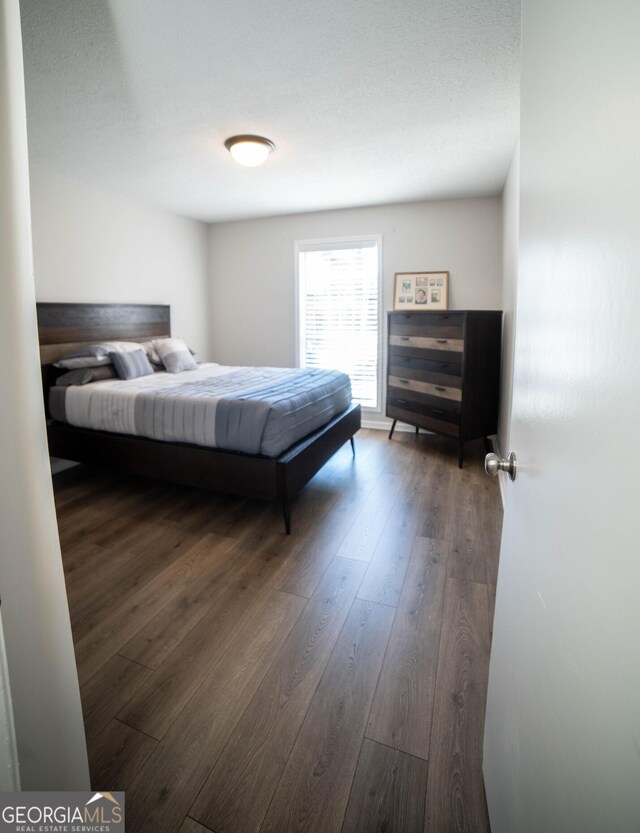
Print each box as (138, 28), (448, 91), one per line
(297, 236), (381, 409)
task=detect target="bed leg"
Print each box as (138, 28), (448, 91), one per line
(282, 500), (291, 535)
(349, 436), (356, 456)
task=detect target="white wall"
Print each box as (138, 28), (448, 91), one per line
(497, 143), (519, 461)
(29, 169), (211, 359)
(208, 197), (502, 426)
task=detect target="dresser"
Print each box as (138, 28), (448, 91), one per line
(386, 310), (502, 467)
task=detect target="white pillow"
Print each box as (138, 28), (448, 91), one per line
(153, 337), (198, 373)
(142, 337), (196, 366)
(141, 337), (167, 365)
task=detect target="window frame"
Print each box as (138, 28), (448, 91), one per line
(294, 234), (383, 413)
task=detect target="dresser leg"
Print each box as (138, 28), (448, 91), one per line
(388, 419), (397, 440)
(415, 426), (419, 435)
(350, 436), (356, 456)
(458, 441), (464, 469)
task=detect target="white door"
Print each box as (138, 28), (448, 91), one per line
(483, 2), (640, 832)
(0, 0), (89, 787)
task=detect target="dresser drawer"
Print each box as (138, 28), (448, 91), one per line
(388, 358), (462, 388)
(389, 312), (464, 339)
(389, 334), (464, 353)
(388, 389), (460, 417)
(389, 375), (462, 403)
(388, 344), (463, 367)
(387, 403), (460, 438)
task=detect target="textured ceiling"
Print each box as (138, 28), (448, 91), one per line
(20, 0), (520, 222)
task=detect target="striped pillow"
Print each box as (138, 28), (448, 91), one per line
(54, 341), (145, 369)
(109, 348), (155, 380)
(153, 337), (198, 373)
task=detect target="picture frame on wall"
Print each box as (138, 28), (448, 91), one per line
(393, 271), (449, 310)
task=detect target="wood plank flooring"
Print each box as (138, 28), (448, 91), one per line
(53, 428), (502, 833)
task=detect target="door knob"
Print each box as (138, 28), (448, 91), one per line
(485, 451), (517, 481)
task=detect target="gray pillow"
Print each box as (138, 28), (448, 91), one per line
(153, 337), (198, 373)
(109, 348), (155, 380)
(55, 366), (118, 386)
(54, 341), (145, 369)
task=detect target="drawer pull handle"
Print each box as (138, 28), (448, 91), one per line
(440, 362), (448, 368)
(397, 398), (408, 404)
(399, 378), (410, 384)
(400, 336), (410, 341)
(434, 386), (446, 392)
(432, 408), (444, 414)
(436, 339), (448, 344)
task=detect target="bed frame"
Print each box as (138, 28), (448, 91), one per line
(38, 302), (361, 534)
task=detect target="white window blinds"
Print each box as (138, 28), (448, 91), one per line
(298, 239), (380, 409)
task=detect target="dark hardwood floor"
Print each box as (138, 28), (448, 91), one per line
(53, 428), (502, 833)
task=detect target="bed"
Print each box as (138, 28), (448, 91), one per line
(38, 302), (361, 533)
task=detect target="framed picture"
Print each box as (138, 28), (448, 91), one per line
(393, 272), (449, 310)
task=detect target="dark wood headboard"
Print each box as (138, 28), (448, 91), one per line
(37, 302), (171, 409)
(37, 302), (171, 366)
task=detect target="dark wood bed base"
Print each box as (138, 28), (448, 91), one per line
(37, 302), (361, 533)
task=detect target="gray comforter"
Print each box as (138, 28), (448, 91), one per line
(50, 363), (352, 457)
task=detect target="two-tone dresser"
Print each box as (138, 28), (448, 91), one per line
(386, 310), (502, 467)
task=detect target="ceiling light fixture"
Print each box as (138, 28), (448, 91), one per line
(224, 135), (275, 167)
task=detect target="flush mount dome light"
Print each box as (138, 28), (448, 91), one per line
(224, 135), (275, 167)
